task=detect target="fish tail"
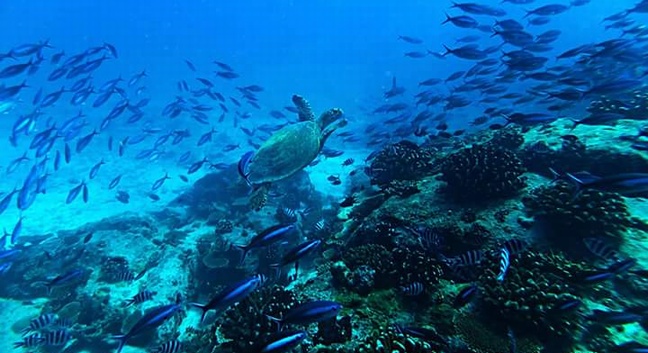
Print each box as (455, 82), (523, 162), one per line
(442, 44), (452, 56)
(111, 334), (127, 353)
(548, 167), (562, 183)
(231, 244), (249, 264)
(265, 315), (283, 331)
(441, 13), (451, 24)
(190, 303), (209, 323)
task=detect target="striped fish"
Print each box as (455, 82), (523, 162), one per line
(282, 207), (297, 219)
(13, 334), (44, 348)
(502, 238), (528, 255)
(152, 340), (183, 353)
(125, 289), (156, 306)
(22, 313), (58, 335)
(583, 237), (620, 261)
(400, 282), (424, 296)
(496, 247), (511, 282)
(117, 271), (135, 282)
(43, 329), (72, 346)
(314, 219), (326, 231)
(446, 250), (483, 267)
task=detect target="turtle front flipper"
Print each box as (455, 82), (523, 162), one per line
(292, 95), (315, 122)
(249, 183), (270, 211)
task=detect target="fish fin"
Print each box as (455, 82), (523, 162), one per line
(565, 173), (584, 189)
(111, 334), (127, 353)
(230, 244), (249, 264)
(548, 167), (562, 183)
(190, 303), (210, 323)
(442, 44), (452, 56)
(265, 315), (283, 331)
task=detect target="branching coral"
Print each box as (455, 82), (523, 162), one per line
(453, 312), (541, 353)
(440, 143), (526, 202)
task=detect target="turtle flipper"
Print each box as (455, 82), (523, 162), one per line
(292, 95), (315, 122)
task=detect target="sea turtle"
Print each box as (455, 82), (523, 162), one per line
(240, 95), (344, 205)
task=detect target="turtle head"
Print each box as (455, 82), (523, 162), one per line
(319, 111), (347, 151)
(318, 108), (344, 130)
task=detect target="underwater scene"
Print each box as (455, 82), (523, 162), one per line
(3, 0), (648, 352)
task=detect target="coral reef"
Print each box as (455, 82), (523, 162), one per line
(453, 312), (541, 353)
(587, 89), (648, 120)
(477, 251), (586, 344)
(354, 326), (437, 353)
(219, 285), (302, 353)
(367, 141), (437, 186)
(440, 143), (526, 202)
(522, 181), (631, 251)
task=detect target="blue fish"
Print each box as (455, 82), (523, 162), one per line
(191, 275), (265, 322)
(66, 181), (87, 204)
(10, 216), (24, 245)
(76, 130), (98, 153)
(270, 239), (321, 276)
(112, 300), (182, 353)
(152, 173), (170, 191)
(44, 268), (85, 295)
(237, 151), (254, 185)
(0, 188), (18, 215)
(267, 300), (342, 331)
(454, 284), (478, 308)
(252, 330), (307, 353)
(197, 127), (216, 146)
(89, 159), (105, 179)
(232, 224), (296, 263)
(109, 175), (122, 190)
(567, 173), (648, 197)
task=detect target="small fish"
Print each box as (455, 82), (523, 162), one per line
(232, 225), (296, 263)
(116, 191), (130, 204)
(152, 340), (183, 353)
(190, 275), (266, 322)
(22, 313), (58, 335)
(586, 309), (644, 325)
(502, 238), (528, 255)
(13, 334), (44, 348)
(583, 237), (620, 261)
(339, 195), (355, 207)
(188, 157), (208, 174)
(454, 285), (477, 308)
(112, 300), (182, 353)
(44, 268), (85, 294)
(341, 158), (354, 166)
(446, 250), (483, 267)
(43, 329), (72, 346)
(109, 175), (122, 189)
(83, 232), (93, 244)
(66, 181), (88, 204)
(267, 301), (341, 331)
(253, 330), (307, 353)
(496, 247), (510, 282)
(398, 35), (423, 44)
(89, 159), (105, 179)
(117, 271), (136, 282)
(125, 289), (156, 306)
(152, 173), (170, 191)
(314, 219), (326, 231)
(400, 282), (424, 296)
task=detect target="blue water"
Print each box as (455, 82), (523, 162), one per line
(2, 0), (648, 352)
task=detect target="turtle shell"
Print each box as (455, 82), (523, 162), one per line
(247, 121), (322, 184)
